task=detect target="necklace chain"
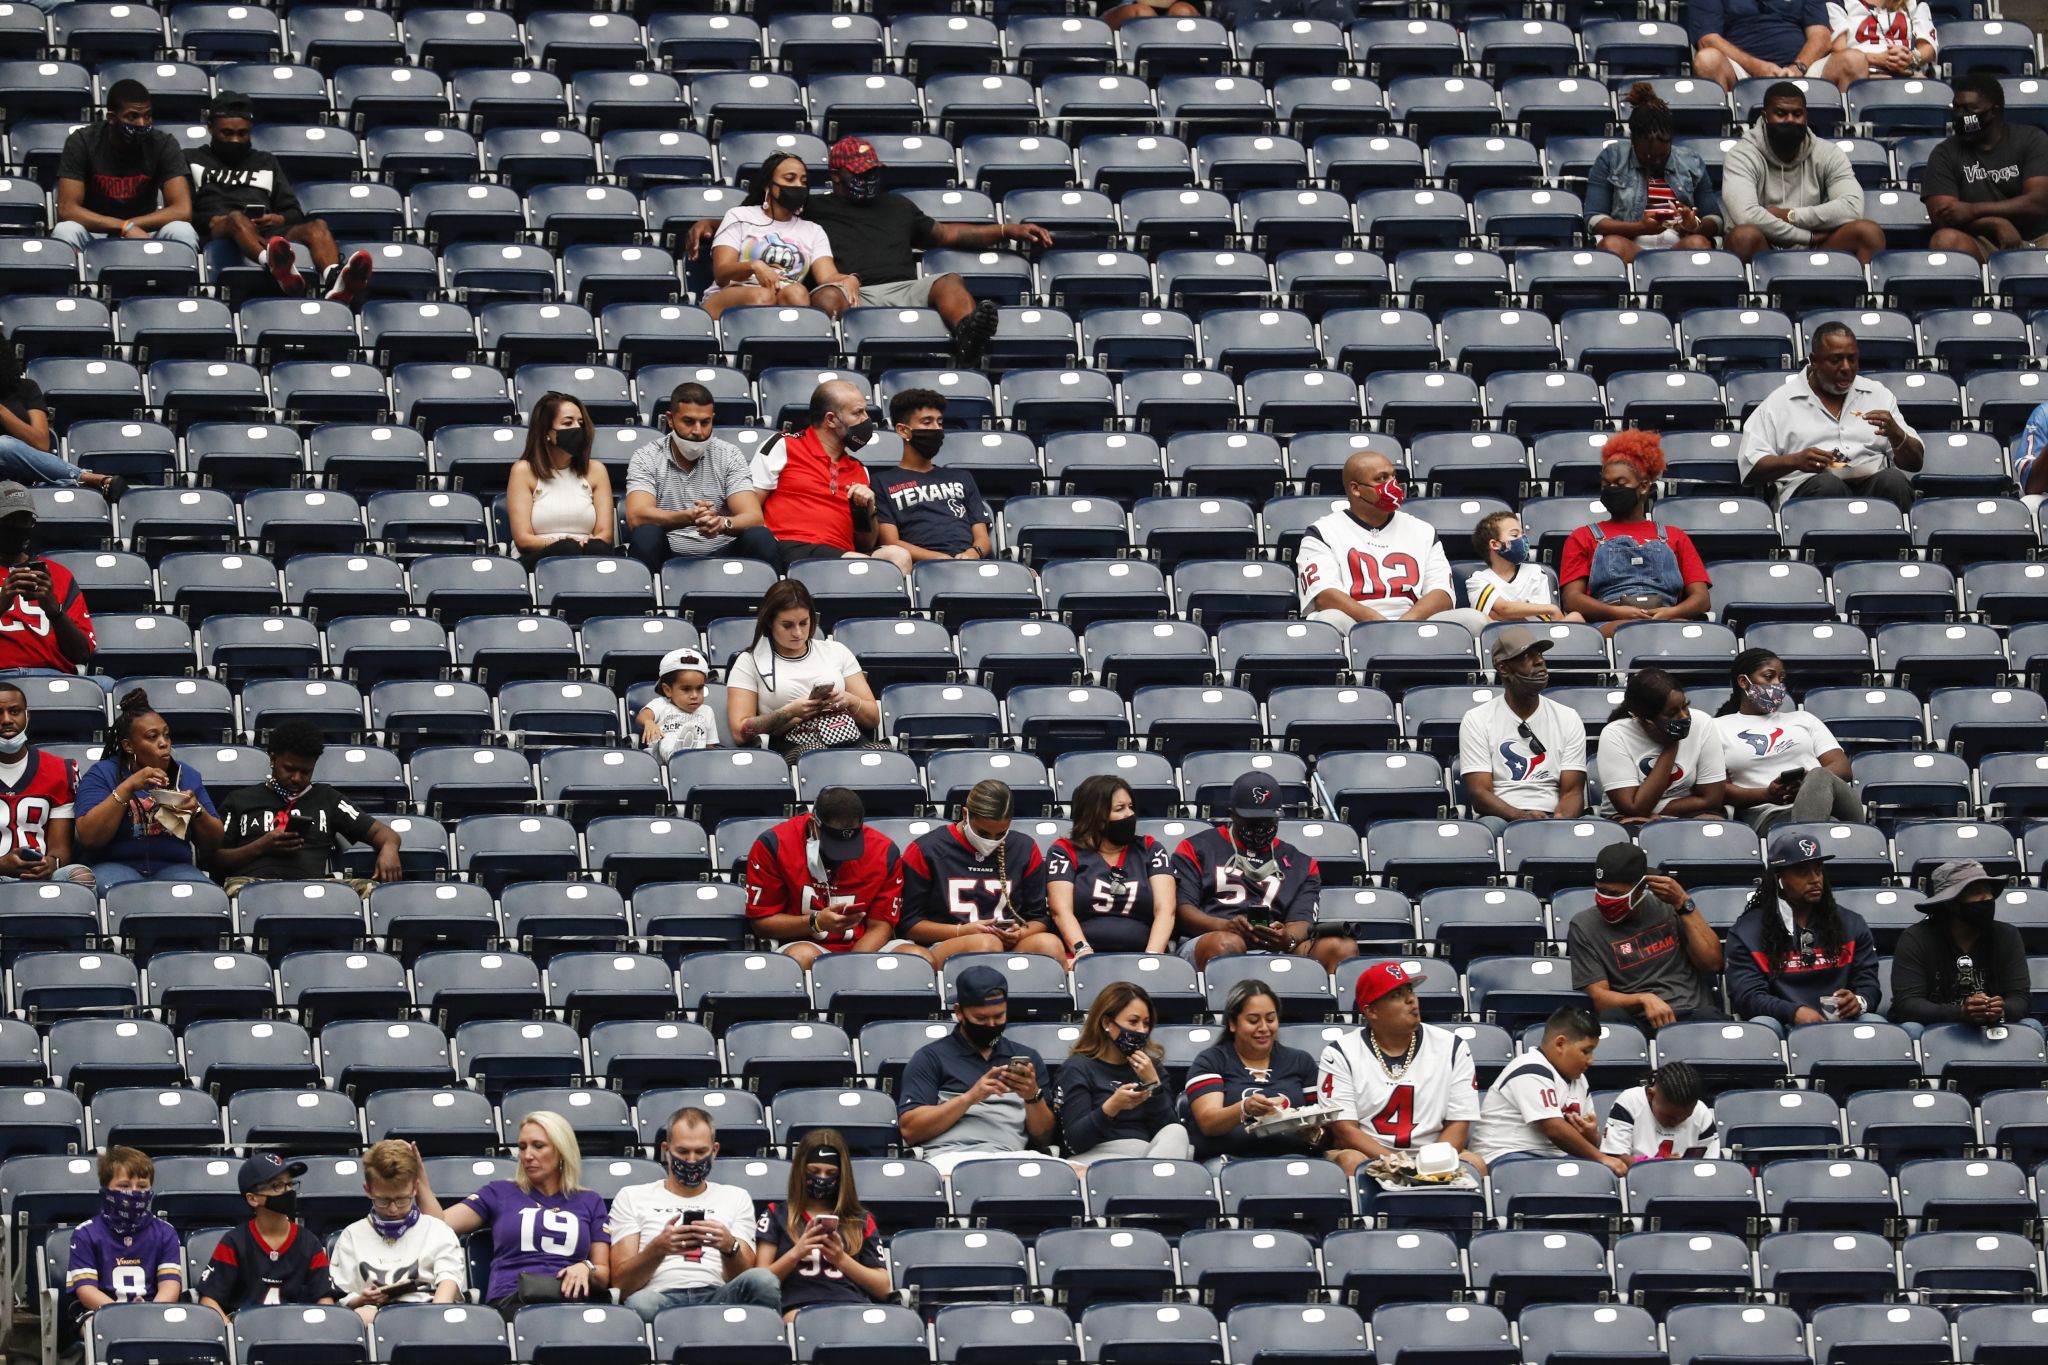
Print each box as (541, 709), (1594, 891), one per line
(1369, 1028), (1420, 1078)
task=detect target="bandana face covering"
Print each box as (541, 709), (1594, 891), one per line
(370, 1205), (421, 1241)
(100, 1186), (155, 1237)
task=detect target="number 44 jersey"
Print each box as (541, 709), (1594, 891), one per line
(1317, 1023), (1479, 1150)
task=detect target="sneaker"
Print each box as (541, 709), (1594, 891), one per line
(951, 297), (1000, 365)
(88, 474), (128, 504)
(324, 249), (374, 306)
(263, 235), (304, 295)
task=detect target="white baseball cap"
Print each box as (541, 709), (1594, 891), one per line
(658, 647), (711, 678)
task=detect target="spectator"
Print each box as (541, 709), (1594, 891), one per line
(1827, 0), (1938, 81)
(1690, 0), (1835, 91)
(197, 1154), (335, 1318)
(1893, 858), (2037, 1034)
(608, 1107), (779, 1321)
(1046, 774), (1177, 957)
(637, 647), (719, 761)
(1922, 73), (2048, 262)
(186, 91), (372, 305)
(506, 393), (617, 569)
(213, 720), (404, 894)
(0, 681), (94, 887)
(1726, 829), (1883, 1033)
(1173, 773), (1353, 973)
(897, 966), (1057, 1176)
(53, 80), (200, 253)
(2005, 399), (2048, 513)
(1558, 432), (1713, 635)
(742, 787), (911, 969)
(897, 779), (1063, 966)
(1054, 981), (1193, 1162)
(1321, 962), (1482, 1176)
(1722, 83), (1884, 263)
(701, 153), (856, 320)
(0, 346), (127, 499)
(75, 689), (222, 888)
(725, 579), (881, 755)
(1297, 450), (1489, 636)
(751, 380), (885, 570)
(1712, 647), (1862, 830)
(1601, 1062), (1721, 1163)
(328, 1140), (464, 1325)
(1567, 842), (1726, 1032)
(1470, 1006), (1631, 1174)
(1183, 978), (1323, 1167)
(1467, 511), (1578, 624)
(417, 1110), (610, 1317)
(622, 381), (775, 570)
(1737, 322), (1922, 511)
(1101, 0), (1202, 30)
(66, 1146), (182, 1341)
(0, 481), (97, 673)
(871, 388), (991, 574)
(1457, 628), (1589, 827)
(1597, 668), (1730, 824)
(753, 1130), (889, 1322)
(1586, 87), (1724, 263)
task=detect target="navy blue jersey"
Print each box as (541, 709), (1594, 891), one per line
(1045, 835), (1172, 952)
(872, 465), (988, 556)
(898, 824), (1049, 934)
(1171, 825), (1319, 925)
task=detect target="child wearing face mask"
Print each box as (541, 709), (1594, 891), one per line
(197, 1154), (335, 1319)
(753, 1133), (889, 1321)
(329, 1141), (465, 1324)
(66, 1147), (183, 1342)
(1052, 982), (1192, 1162)
(1466, 511), (1580, 623)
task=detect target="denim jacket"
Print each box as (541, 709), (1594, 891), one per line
(1583, 142), (1724, 230)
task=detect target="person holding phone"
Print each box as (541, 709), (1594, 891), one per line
(1586, 85), (1724, 263)
(898, 967), (1057, 1175)
(895, 780), (1063, 966)
(1712, 647), (1861, 831)
(329, 1140), (464, 1324)
(754, 1131), (889, 1321)
(726, 579), (880, 756)
(0, 481), (97, 674)
(214, 719), (405, 894)
(1053, 981), (1191, 1163)
(608, 1107), (779, 1321)
(1567, 843), (1727, 1034)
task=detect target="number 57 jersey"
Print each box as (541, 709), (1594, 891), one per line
(1317, 1023), (1479, 1149)
(1296, 506), (1455, 619)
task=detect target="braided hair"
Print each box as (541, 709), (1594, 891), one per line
(963, 778), (1016, 900)
(1746, 866), (1848, 970)
(1625, 83), (1675, 143)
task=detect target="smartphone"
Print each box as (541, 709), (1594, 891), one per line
(1006, 1057), (1033, 1078)
(285, 811), (315, 837)
(810, 1213), (840, 1235)
(1134, 1080), (1161, 1096)
(379, 1278), (427, 1299)
(808, 683), (837, 701)
(682, 1208), (704, 1225)
(1777, 768), (1804, 785)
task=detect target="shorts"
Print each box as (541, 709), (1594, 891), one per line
(1177, 933), (1288, 963)
(854, 277), (934, 308)
(1974, 227), (2048, 257)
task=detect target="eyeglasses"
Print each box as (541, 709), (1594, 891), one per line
(368, 1195), (416, 1212)
(1516, 721), (1547, 759)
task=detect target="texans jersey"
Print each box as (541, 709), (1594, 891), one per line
(1318, 1023), (1479, 1149)
(0, 746), (76, 862)
(898, 824), (1049, 933)
(1470, 1051), (1592, 1165)
(1601, 1085), (1720, 1162)
(1171, 825), (1319, 925)
(1297, 506), (1454, 616)
(744, 813), (903, 952)
(1045, 836), (1172, 952)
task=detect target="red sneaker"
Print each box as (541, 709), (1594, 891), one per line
(324, 249), (375, 307)
(264, 235), (304, 294)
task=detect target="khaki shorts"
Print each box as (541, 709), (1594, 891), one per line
(224, 875), (375, 899)
(1974, 228), (2048, 258)
(854, 277), (935, 308)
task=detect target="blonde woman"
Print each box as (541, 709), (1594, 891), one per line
(416, 1111), (611, 1317)
(1826, 0), (1937, 79)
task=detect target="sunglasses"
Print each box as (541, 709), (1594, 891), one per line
(1517, 721), (1547, 759)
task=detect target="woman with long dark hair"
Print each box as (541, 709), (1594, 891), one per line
(1725, 831), (1881, 1032)
(1183, 978), (1322, 1167)
(0, 346), (126, 499)
(505, 392), (616, 569)
(1596, 667), (1729, 823)
(1054, 980), (1191, 1161)
(724, 578), (879, 753)
(701, 153), (856, 320)
(1712, 647), (1861, 830)
(754, 1128), (888, 1321)
(73, 688), (223, 887)
(1046, 774), (1176, 957)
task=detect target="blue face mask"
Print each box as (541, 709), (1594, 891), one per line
(668, 1152), (713, 1188)
(1498, 536), (1530, 565)
(0, 730), (27, 757)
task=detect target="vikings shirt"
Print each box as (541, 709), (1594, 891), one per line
(1601, 1086), (1720, 1162)
(873, 465), (989, 556)
(459, 1180), (609, 1302)
(186, 144), (304, 237)
(67, 1214), (182, 1313)
(0, 745), (78, 862)
(328, 1214), (465, 1304)
(1171, 825), (1319, 926)
(1318, 1023), (1480, 1150)
(1045, 835), (1173, 953)
(744, 812), (903, 952)
(898, 825), (1049, 934)
(1456, 694), (1587, 814)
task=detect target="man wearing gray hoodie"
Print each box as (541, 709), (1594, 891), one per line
(1722, 82), (1885, 263)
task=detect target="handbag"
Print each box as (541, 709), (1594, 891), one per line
(514, 1272), (566, 1305)
(778, 709), (866, 755)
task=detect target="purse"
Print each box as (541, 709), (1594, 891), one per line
(778, 709), (867, 755)
(514, 1272), (566, 1305)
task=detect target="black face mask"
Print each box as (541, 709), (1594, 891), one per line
(960, 1019), (1005, 1051)
(263, 1189), (299, 1220)
(907, 429), (946, 459)
(1765, 122), (1807, 158)
(1954, 899), (1998, 935)
(554, 425), (590, 458)
(1235, 818), (1278, 854)
(841, 170), (883, 202)
(1102, 814), (1138, 846)
(1504, 667), (1549, 699)
(804, 1173), (840, 1201)
(0, 525), (33, 562)
(1599, 485), (1642, 520)
(840, 417), (876, 453)
(776, 183), (809, 213)
(1953, 111), (1985, 139)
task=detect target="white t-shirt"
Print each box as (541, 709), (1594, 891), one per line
(642, 694), (718, 761)
(1712, 708), (1841, 794)
(1297, 507), (1454, 618)
(1458, 694), (1589, 814)
(706, 206), (834, 296)
(726, 636), (861, 716)
(1600, 1086), (1721, 1163)
(1317, 1023), (1479, 1149)
(1596, 717), (1728, 818)
(1470, 1051), (1593, 1166)
(1828, 0), (1936, 54)
(1465, 562), (1559, 620)
(328, 1215), (466, 1303)
(604, 1179), (758, 1294)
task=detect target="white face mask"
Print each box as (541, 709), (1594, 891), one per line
(0, 731), (25, 757)
(960, 823), (1003, 859)
(671, 434), (709, 460)
(806, 835), (828, 882)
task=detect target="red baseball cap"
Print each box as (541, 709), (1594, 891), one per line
(829, 137), (883, 175)
(1353, 961), (1414, 1011)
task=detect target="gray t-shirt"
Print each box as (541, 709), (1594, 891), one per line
(624, 432), (753, 555)
(1566, 903), (1713, 1016)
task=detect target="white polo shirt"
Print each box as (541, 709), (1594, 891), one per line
(1737, 370), (1919, 498)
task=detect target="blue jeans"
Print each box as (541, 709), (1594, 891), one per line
(92, 861), (211, 890)
(52, 221), (201, 251)
(623, 1268), (781, 1323)
(1899, 1018), (2045, 1040)
(0, 436), (84, 488)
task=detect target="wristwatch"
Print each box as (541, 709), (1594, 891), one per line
(1675, 898), (1697, 917)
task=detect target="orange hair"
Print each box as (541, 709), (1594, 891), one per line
(1600, 429), (1667, 482)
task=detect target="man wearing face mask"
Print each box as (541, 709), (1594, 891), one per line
(1722, 83), (1885, 263)
(1458, 629), (1588, 829)
(52, 81), (200, 254)
(1567, 843), (1726, 1034)
(1892, 859), (2038, 1036)
(609, 1108), (780, 1322)
(1297, 450), (1491, 638)
(213, 720), (404, 894)
(872, 388), (991, 574)
(1172, 773), (1353, 973)
(197, 1154), (335, 1319)
(751, 380), (888, 571)
(898, 967), (1058, 1176)
(0, 482), (97, 675)
(0, 681), (93, 888)
(1922, 73), (2048, 263)
(1726, 830), (1882, 1035)
(624, 381), (775, 569)
(743, 786), (918, 969)
(1738, 321), (1921, 511)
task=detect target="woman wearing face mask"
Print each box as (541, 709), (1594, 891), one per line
(74, 688), (224, 888)
(754, 1131), (889, 1321)
(1559, 430), (1712, 637)
(505, 392), (617, 569)
(1597, 667), (1729, 824)
(726, 579), (880, 754)
(701, 153), (856, 321)
(1713, 648), (1861, 830)
(1585, 85), (1723, 263)
(1053, 981), (1192, 1162)
(1047, 775), (1178, 958)
(896, 779), (1064, 965)
(1183, 979), (1322, 1169)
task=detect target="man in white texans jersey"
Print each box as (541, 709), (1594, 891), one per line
(1471, 1005), (1631, 1175)
(1319, 962), (1482, 1176)
(1601, 1061), (1720, 1164)
(1296, 450), (1491, 637)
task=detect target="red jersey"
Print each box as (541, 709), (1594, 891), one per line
(0, 746), (76, 861)
(752, 428), (870, 550)
(0, 560), (94, 672)
(744, 812), (903, 952)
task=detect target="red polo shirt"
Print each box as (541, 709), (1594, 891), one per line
(756, 427), (870, 551)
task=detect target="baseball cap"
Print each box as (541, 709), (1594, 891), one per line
(829, 137), (883, 176)
(657, 647), (710, 679)
(238, 1152), (308, 1193)
(1766, 828), (1833, 870)
(209, 90), (254, 122)
(1228, 771), (1283, 819)
(954, 964), (1008, 1008)
(1593, 841), (1648, 886)
(1353, 960), (1414, 1010)
(812, 787), (867, 862)
(1918, 857), (2006, 912)
(1489, 626), (1553, 668)
(0, 483), (34, 522)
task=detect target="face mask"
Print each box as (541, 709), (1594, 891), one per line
(263, 1189), (299, 1220)
(1765, 122), (1808, 158)
(668, 1152), (713, 1188)
(960, 1019), (1005, 1051)
(115, 118), (153, 145)
(1953, 111), (1983, 138)
(841, 171), (882, 202)
(1659, 714), (1691, 743)
(1744, 680), (1788, 714)
(907, 429), (946, 459)
(209, 138), (253, 166)
(1599, 485), (1641, 520)
(806, 834), (829, 883)
(1498, 536), (1530, 565)
(100, 1186), (155, 1238)
(839, 417), (876, 452)
(1102, 814), (1138, 846)
(1593, 886), (1638, 925)
(0, 731), (27, 757)
(553, 425), (590, 458)
(1504, 667), (1549, 699)
(0, 526), (33, 562)
(960, 823), (1003, 859)
(1372, 478), (1405, 515)
(670, 434), (708, 461)
(804, 1173), (841, 1201)
(1111, 1026), (1149, 1057)
(776, 183), (809, 213)
(1955, 900), (1998, 935)
(370, 1205), (421, 1241)
(1235, 818), (1278, 855)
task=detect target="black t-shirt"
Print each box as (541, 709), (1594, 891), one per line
(2, 380), (46, 429)
(57, 122), (190, 222)
(220, 781), (377, 880)
(1921, 123), (2048, 239)
(872, 465), (988, 556)
(196, 1220), (334, 1314)
(186, 146), (304, 234)
(755, 1204), (884, 1310)
(800, 192), (936, 286)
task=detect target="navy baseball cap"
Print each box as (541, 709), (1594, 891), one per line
(1228, 772), (1283, 818)
(1767, 828), (1833, 870)
(954, 965), (1009, 1008)
(238, 1153), (307, 1193)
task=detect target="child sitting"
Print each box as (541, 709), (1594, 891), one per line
(638, 647), (719, 760)
(329, 1139), (465, 1324)
(1600, 1061), (1719, 1163)
(1467, 511), (1581, 624)
(67, 1147), (183, 1336)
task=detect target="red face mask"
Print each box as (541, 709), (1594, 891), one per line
(1373, 477), (1405, 514)
(1594, 885), (1638, 924)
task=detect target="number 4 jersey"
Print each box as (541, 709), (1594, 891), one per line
(1317, 1024), (1479, 1149)
(1296, 506), (1455, 620)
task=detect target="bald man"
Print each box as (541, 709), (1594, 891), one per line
(751, 381), (908, 573)
(1296, 452), (1491, 638)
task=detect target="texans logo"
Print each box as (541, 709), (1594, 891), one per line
(1738, 726), (1786, 757)
(1796, 836), (1822, 861)
(1251, 785), (1273, 805)
(1639, 754), (1686, 782)
(1497, 739), (1548, 783)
